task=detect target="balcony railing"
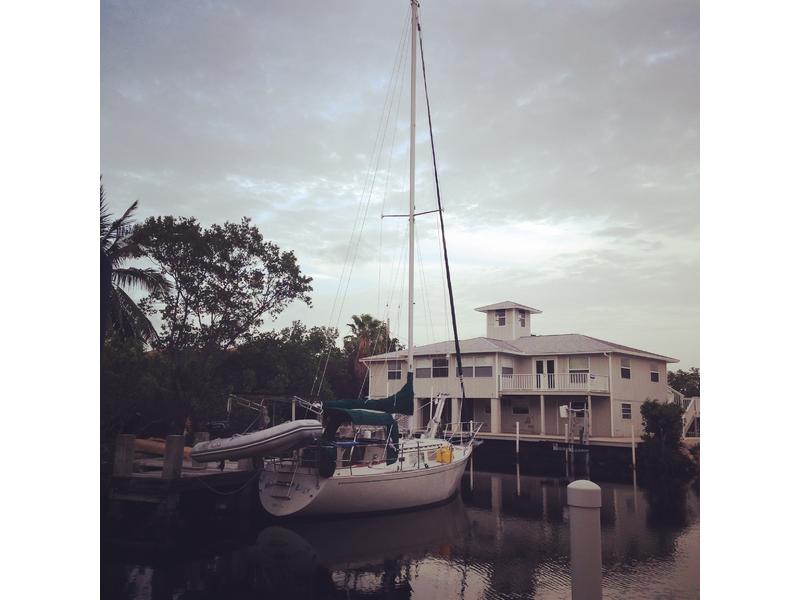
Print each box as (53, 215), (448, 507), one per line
(499, 373), (610, 393)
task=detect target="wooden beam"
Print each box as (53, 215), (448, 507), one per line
(113, 434), (135, 477)
(161, 435), (184, 480)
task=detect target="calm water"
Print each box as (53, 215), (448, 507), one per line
(102, 470), (699, 599)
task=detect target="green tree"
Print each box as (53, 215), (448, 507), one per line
(132, 215), (313, 351)
(667, 367), (700, 397)
(639, 399), (697, 481)
(100, 184), (170, 343)
(343, 314), (401, 394)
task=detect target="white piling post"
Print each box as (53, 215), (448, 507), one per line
(515, 421), (520, 455)
(292, 398), (296, 421)
(630, 421), (636, 470)
(568, 480), (603, 600)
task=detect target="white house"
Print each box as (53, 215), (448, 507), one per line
(362, 301), (681, 444)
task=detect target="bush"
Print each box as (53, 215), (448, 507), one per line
(638, 399), (698, 482)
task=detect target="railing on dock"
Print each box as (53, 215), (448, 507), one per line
(499, 373), (610, 393)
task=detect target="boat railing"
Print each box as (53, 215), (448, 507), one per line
(443, 421), (484, 447)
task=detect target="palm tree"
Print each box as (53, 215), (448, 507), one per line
(343, 314), (401, 388)
(100, 183), (170, 343)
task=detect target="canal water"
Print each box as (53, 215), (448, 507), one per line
(102, 470), (700, 599)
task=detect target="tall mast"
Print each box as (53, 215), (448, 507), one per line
(407, 0), (418, 374)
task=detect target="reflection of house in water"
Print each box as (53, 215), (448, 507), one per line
(456, 471), (698, 598)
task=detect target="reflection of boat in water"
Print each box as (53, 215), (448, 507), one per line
(257, 496), (470, 571)
(254, 498), (470, 598)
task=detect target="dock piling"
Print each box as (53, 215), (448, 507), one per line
(113, 434), (135, 477)
(161, 435), (184, 480)
(567, 480), (603, 600)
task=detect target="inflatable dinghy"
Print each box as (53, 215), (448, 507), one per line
(190, 419), (323, 463)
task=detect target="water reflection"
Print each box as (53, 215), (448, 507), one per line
(103, 471), (699, 599)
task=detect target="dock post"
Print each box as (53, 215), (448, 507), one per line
(515, 421), (520, 455)
(161, 435), (184, 480)
(564, 423), (570, 479)
(192, 432), (209, 468)
(567, 480), (603, 600)
(112, 434), (135, 477)
(292, 398), (296, 421)
(630, 421), (637, 471)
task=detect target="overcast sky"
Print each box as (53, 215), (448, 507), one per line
(101, 0), (698, 368)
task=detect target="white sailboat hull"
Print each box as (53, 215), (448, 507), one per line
(259, 444), (472, 517)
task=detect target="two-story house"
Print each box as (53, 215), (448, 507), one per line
(362, 301), (678, 444)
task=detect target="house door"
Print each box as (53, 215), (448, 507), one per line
(536, 359), (555, 388)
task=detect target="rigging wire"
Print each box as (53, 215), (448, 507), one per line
(417, 11), (467, 408)
(309, 9), (411, 399)
(377, 16), (411, 336)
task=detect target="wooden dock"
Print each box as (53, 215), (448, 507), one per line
(475, 431), (638, 448)
(107, 434), (261, 517)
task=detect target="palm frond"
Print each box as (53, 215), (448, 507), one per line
(109, 287), (159, 343)
(102, 199), (139, 249)
(113, 267), (171, 294)
(100, 183), (111, 236)
(110, 238), (146, 264)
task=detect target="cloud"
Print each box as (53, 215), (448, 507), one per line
(101, 0), (699, 367)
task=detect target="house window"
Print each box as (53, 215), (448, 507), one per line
(474, 366), (493, 377)
(512, 404), (529, 415)
(621, 403), (632, 420)
(496, 309), (506, 326)
(388, 361), (402, 380)
(432, 357), (449, 378)
(650, 363), (660, 383)
(519, 310), (527, 327)
(569, 356), (589, 383)
(460, 366), (474, 378)
(620, 358), (631, 379)
(415, 359), (430, 378)
(502, 366), (513, 375)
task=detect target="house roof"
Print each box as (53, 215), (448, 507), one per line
(474, 301), (542, 314)
(362, 333), (678, 363)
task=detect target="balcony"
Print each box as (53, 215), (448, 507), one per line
(499, 373), (610, 394)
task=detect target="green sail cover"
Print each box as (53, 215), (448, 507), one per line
(322, 372), (414, 416)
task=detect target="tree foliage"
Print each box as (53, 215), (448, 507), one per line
(667, 367), (700, 397)
(638, 399), (697, 482)
(131, 216), (313, 351)
(101, 322), (355, 458)
(343, 314), (402, 394)
(100, 184), (170, 343)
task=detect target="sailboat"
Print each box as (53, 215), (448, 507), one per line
(257, 0), (479, 517)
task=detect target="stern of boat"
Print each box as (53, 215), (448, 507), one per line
(259, 459), (329, 517)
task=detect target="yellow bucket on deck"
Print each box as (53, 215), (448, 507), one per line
(435, 445), (453, 464)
